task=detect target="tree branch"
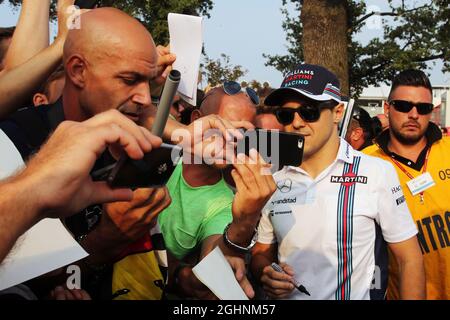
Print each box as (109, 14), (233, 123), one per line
(400, 36), (414, 51)
(413, 53), (445, 63)
(358, 52), (445, 79)
(364, 60), (391, 77)
(351, 4), (429, 31)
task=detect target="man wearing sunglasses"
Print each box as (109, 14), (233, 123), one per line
(251, 64), (424, 300)
(158, 84), (275, 299)
(364, 69), (450, 300)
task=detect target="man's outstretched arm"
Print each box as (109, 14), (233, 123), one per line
(0, 0), (86, 118)
(2, 0), (51, 71)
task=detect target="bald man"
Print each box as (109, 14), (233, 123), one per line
(255, 106), (284, 130)
(157, 87), (276, 299)
(0, 7), (262, 300)
(0, 8), (255, 300)
(0, 7), (175, 299)
(61, 8), (161, 121)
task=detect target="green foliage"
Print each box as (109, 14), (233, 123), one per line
(265, 0), (449, 97)
(100, 0), (213, 45)
(201, 53), (247, 87)
(4, 0), (250, 88)
(3, 0), (213, 45)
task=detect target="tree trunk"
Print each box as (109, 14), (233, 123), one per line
(301, 0), (349, 96)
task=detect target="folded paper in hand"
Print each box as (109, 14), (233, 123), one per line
(192, 247), (248, 300)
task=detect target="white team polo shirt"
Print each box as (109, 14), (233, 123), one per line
(257, 139), (417, 300)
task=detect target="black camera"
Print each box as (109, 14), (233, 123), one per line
(92, 143), (182, 189)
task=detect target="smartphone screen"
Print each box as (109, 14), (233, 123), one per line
(236, 129), (304, 170)
(107, 143), (182, 189)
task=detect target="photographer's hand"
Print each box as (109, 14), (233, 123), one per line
(215, 149), (276, 258)
(82, 187), (171, 264)
(0, 109), (161, 262)
(150, 45), (177, 97)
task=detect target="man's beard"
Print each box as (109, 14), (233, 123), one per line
(391, 124), (426, 145)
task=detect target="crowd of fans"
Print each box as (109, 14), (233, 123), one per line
(0, 0), (449, 301)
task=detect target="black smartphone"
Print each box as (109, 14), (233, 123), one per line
(236, 129), (304, 170)
(74, 0), (100, 9)
(92, 143), (182, 189)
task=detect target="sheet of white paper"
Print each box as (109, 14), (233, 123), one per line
(0, 219), (88, 290)
(192, 247), (248, 300)
(168, 13), (203, 105)
(0, 129), (25, 179)
(179, 91), (197, 107)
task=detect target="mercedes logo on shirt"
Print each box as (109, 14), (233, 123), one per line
(157, 163), (168, 175)
(277, 179), (292, 193)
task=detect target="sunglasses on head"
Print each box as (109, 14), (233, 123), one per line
(389, 100), (433, 115)
(274, 101), (337, 125)
(223, 81), (260, 105)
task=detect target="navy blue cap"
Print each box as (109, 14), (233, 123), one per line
(265, 64), (341, 106)
(352, 106), (373, 136)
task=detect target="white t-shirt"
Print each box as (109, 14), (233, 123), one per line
(257, 139), (417, 300)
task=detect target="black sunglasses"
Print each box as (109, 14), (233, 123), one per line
(274, 101), (337, 125)
(389, 100), (433, 115)
(223, 81), (260, 105)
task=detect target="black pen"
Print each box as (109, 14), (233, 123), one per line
(271, 262), (310, 296)
(110, 288), (130, 300)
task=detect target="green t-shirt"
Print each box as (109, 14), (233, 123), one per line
(158, 163), (234, 260)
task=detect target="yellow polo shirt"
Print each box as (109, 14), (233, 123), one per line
(364, 124), (450, 299)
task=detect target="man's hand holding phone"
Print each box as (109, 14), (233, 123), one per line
(81, 187), (171, 263)
(231, 149), (277, 226)
(92, 143), (182, 189)
(219, 149), (276, 259)
(27, 109), (162, 219)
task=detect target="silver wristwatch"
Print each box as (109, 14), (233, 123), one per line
(223, 223), (258, 254)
